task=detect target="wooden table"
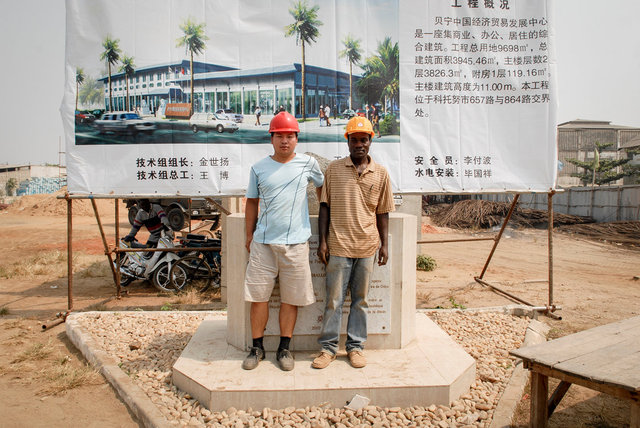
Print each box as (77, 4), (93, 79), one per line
(511, 316), (640, 428)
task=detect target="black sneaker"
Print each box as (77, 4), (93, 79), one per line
(276, 348), (294, 371)
(242, 347), (265, 370)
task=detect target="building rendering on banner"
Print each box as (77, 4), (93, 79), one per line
(98, 60), (360, 118)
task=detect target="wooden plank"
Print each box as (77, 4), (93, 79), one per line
(529, 363), (639, 402)
(512, 316), (640, 365)
(548, 381), (571, 417)
(631, 401), (640, 428)
(530, 371), (549, 428)
(553, 342), (640, 392)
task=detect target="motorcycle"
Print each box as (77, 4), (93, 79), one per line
(115, 231), (185, 292)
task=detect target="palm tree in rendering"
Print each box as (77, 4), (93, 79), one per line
(75, 68), (85, 111)
(177, 18), (208, 115)
(285, 0), (322, 120)
(100, 35), (121, 112)
(358, 37), (399, 112)
(339, 34), (362, 110)
(79, 77), (104, 108)
(120, 55), (135, 112)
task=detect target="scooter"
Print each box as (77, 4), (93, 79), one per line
(115, 231), (184, 292)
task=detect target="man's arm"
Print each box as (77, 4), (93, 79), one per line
(123, 211), (142, 242)
(245, 198), (259, 252)
(376, 212), (389, 266)
(317, 202), (330, 265)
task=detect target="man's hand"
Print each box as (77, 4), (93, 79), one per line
(164, 228), (174, 240)
(377, 244), (389, 266)
(317, 241), (329, 265)
(245, 235), (253, 253)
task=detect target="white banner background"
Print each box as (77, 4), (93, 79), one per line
(64, 0), (556, 196)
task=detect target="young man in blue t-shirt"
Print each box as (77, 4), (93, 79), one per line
(243, 112), (324, 371)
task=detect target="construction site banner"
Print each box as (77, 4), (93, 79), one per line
(63, 0), (556, 196)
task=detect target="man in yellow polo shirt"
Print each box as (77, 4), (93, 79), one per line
(312, 116), (395, 369)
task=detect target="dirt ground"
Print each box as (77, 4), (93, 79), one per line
(0, 194), (638, 427)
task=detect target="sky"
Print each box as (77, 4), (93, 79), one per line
(1, 0), (639, 166)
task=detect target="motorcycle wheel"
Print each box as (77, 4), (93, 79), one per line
(170, 255), (213, 292)
(113, 260), (135, 286)
(152, 261), (181, 293)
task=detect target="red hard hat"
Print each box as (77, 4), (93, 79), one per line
(269, 111), (299, 133)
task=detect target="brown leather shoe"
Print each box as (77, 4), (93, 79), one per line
(348, 350), (366, 368)
(311, 351), (336, 369)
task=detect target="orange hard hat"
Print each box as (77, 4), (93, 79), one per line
(344, 116), (375, 140)
(269, 111), (299, 133)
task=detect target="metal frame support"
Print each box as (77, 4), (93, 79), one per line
(469, 192), (560, 319)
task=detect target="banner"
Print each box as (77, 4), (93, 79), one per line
(64, 0), (556, 196)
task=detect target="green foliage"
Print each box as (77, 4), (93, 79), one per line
(380, 114), (398, 136)
(78, 77), (104, 108)
(434, 297), (466, 310)
(357, 37), (399, 108)
(119, 55), (135, 111)
(176, 18), (208, 56)
(0, 306), (9, 316)
(5, 178), (18, 196)
(416, 255), (437, 271)
(160, 303), (174, 311)
(448, 297), (466, 309)
(566, 141), (639, 185)
(285, 0), (323, 119)
(284, 1), (322, 46)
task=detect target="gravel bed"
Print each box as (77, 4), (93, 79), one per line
(76, 311), (530, 427)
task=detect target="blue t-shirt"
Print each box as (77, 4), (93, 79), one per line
(246, 153), (324, 244)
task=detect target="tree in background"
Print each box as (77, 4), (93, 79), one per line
(75, 68), (85, 111)
(339, 34), (362, 110)
(177, 18), (208, 115)
(119, 55), (135, 112)
(100, 35), (121, 112)
(5, 178), (18, 197)
(567, 141), (640, 185)
(285, 0), (322, 120)
(357, 37), (399, 113)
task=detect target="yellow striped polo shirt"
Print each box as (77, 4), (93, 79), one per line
(320, 155), (395, 258)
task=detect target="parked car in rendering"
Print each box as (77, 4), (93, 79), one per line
(94, 112), (156, 135)
(341, 109), (356, 119)
(75, 110), (95, 124)
(190, 113), (239, 134)
(215, 108), (244, 123)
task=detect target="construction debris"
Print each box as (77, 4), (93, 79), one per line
(427, 200), (593, 229)
(558, 221), (640, 247)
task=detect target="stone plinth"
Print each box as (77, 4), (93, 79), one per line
(225, 213), (417, 352)
(172, 313), (476, 412)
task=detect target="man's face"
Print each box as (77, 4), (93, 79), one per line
(138, 200), (151, 212)
(348, 132), (372, 161)
(271, 132), (298, 158)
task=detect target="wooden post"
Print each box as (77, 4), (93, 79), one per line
(115, 198), (121, 299)
(67, 196), (73, 311)
(91, 199), (120, 294)
(631, 401), (639, 428)
(478, 194), (520, 279)
(548, 191), (554, 307)
(530, 371), (549, 428)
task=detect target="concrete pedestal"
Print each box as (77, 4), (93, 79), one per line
(172, 212), (475, 411)
(172, 313), (475, 412)
(225, 213), (417, 352)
